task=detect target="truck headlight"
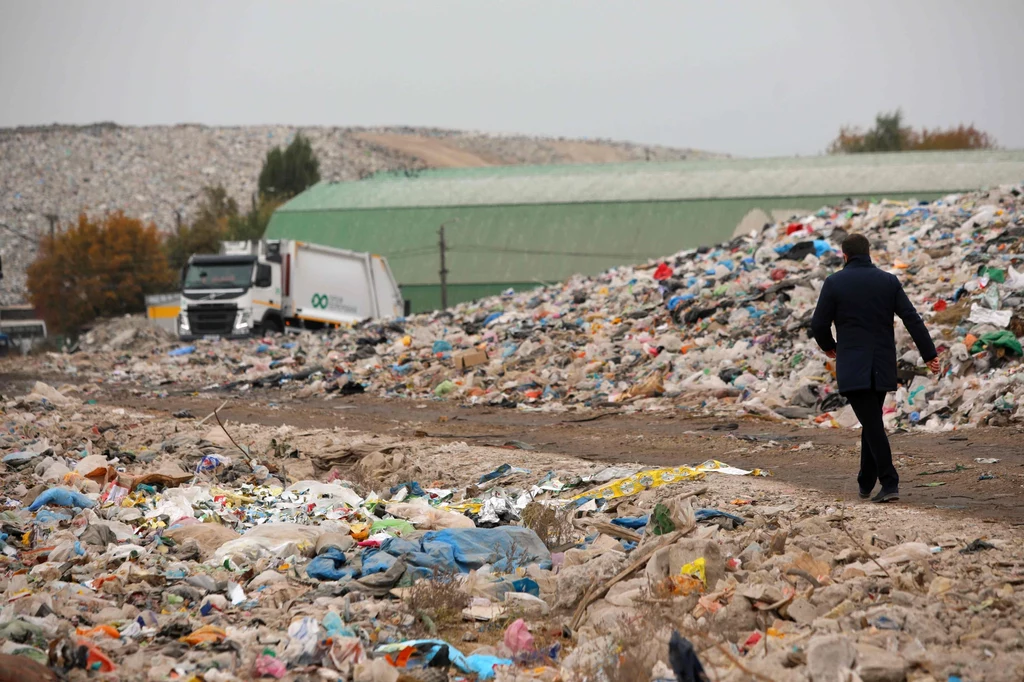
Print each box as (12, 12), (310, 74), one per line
(178, 312), (191, 334)
(233, 309), (252, 333)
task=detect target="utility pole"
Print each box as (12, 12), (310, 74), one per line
(438, 224), (448, 310)
(437, 218), (458, 310)
(44, 214), (58, 239)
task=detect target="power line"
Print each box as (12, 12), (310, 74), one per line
(386, 244), (641, 260)
(385, 247), (438, 260)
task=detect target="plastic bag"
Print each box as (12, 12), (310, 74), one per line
(213, 523), (322, 564)
(972, 330), (1023, 356)
(27, 487), (95, 511)
(385, 500), (475, 529)
(503, 618), (534, 655)
(287, 480), (363, 507)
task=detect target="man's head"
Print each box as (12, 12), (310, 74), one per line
(841, 233), (870, 262)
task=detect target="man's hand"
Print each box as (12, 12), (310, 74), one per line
(825, 350), (836, 359)
(927, 357), (940, 374)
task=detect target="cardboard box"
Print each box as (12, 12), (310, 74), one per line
(454, 349), (489, 370)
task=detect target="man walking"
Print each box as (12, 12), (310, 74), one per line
(811, 234), (939, 503)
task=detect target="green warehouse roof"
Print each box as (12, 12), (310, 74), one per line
(266, 150), (1024, 312)
(277, 150), (1024, 211)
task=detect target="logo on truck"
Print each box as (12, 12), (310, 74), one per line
(311, 292), (358, 315)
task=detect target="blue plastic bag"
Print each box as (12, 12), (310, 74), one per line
(375, 640), (511, 680)
(432, 340), (453, 354)
(168, 346), (195, 357)
(479, 463), (512, 484)
(511, 577), (540, 597)
(695, 509), (746, 525)
(389, 481), (426, 498)
(2, 451), (40, 465)
(610, 516), (648, 530)
(306, 548), (358, 581)
(33, 509), (72, 525)
(27, 487), (95, 511)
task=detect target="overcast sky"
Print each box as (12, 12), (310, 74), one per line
(1, 0), (1020, 157)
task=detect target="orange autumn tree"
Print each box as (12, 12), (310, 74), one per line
(829, 110), (997, 154)
(27, 212), (175, 335)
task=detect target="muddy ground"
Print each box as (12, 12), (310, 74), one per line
(3, 369), (1021, 524)
(99, 390), (1024, 525)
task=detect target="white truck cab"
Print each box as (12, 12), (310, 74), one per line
(177, 240), (404, 340)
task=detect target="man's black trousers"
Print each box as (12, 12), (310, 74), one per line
(845, 390), (898, 492)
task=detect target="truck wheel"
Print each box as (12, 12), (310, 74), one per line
(262, 317), (284, 335)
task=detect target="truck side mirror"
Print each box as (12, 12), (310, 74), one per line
(255, 263), (272, 288)
(180, 266), (186, 288)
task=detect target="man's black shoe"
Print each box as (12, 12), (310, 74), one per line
(858, 488), (872, 500)
(871, 490), (899, 503)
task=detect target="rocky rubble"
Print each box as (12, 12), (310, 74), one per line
(24, 183), (1024, 433)
(0, 382), (1021, 681)
(0, 124), (705, 305)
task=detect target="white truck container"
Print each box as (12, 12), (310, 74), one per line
(177, 240), (404, 340)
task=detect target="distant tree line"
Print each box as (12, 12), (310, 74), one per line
(829, 110), (996, 154)
(28, 133), (321, 335)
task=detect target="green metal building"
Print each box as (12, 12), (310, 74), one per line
(265, 150), (1024, 312)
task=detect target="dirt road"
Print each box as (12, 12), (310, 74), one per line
(97, 390), (1024, 524)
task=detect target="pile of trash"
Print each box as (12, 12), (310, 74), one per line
(33, 183), (1024, 431)
(79, 316), (176, 353)
(1, 382), (1022, 681)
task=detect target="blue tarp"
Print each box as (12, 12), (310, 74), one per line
(420, 527), (551, 573)
(380, 536), (457, 571)
(360, 548), (399, 575)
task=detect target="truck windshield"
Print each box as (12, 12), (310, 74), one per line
(183, 263), (254, 289)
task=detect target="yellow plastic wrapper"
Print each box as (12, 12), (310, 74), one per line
(349, 522), (370, 541)
(568, 466), (705, 502)
(680, 557), (707, 587)
(439, 500), (483, 515)
(566, 460), (769, 504)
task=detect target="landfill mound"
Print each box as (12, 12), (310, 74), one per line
(1, 382), (1022, 681)
(0, 124), (712, 305)
(31, 183), (1024, 433)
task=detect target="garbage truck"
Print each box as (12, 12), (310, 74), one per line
(177, 240), (404, 340)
